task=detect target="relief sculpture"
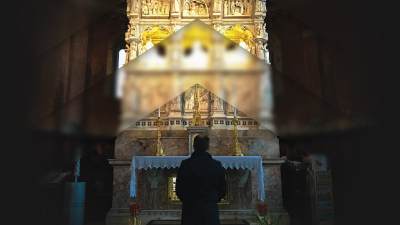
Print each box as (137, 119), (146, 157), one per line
(169, 95), (182, 112)
(255, 0), (266, 12)
(142, 0), (170, 16)
(184, 90), (194, 111)
(212, 94), (224, 111)
(213, 0), (222, 12)
(182, 0), (210, 17)
(224, 0), (251, 16)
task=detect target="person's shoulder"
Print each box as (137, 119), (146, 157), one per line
(180, 158), (190, 167)
(212, 158), (222, 164)
(212, 158), (223, 167)
(181, 158), (190, 163)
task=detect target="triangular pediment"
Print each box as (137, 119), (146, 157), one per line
(126, 84), (260, 130)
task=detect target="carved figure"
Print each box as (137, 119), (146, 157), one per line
(236, 169), (250, 205)
(183, 0), (209, 16)
(127, 0), (132, 13)
(153, 1), (159, 14)
(170, 95), (182, 112)
(256, 0), (266, 12)
(256, 42), (265, 60)
(255, 23), (264, 37)
(185, 91), (194, 110)
(146, 170), (164, 208)
(142, 0), (149, 15)
(190, 1), (196, 15)
(233, 0), (244, 15)
(213, 96), (224, 111)
(230, 0), (235, 14)
(243, 0), (250, 14)
(132, 0), (139, 13)
(173, 0), (180, 12)
(184, 0), (190, 11)
(129, 42), (138, 60)
(199, 4), (205, 14)
(199, 90), (209, 110)
(214, 0), (221, 12)
(224, 0), (250, 16)
(142, 0), (170, 16)
(129, 20), (137, 38)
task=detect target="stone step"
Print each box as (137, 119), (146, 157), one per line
(148, 219), (249, 225)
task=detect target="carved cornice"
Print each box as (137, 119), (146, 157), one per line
(108, 159), (131, 166)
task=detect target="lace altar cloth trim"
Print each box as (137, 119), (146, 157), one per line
(130, 156), (265, 201)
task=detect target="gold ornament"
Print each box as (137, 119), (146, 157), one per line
(223, 24), (255, 50)
(140, 25), (172, 47)
(155, 112), (166, 156)
(191, 84), (202, 126)
(232, 111), (243, 156)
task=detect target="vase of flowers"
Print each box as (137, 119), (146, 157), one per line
(129, 202), (141, 225)
(256, 202), (282, 225)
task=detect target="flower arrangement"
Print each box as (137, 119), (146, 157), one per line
(255, 202), (282, 225)
(129, 202), (141, 225)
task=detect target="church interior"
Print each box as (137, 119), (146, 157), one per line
(11, 0), (389, 225)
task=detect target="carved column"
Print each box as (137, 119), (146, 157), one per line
(126, 3), (140, 62)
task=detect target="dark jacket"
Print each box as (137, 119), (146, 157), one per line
(176, 151), (226, 225)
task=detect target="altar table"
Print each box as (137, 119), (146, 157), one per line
(130, 156), (265, 201)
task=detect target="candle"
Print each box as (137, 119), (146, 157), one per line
(234, 108), (237, 117)
(158, 108), (160, 117)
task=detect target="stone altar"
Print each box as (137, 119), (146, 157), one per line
(107, 85), (288, 224)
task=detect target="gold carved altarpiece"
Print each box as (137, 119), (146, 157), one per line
(125, 0), (268, 61)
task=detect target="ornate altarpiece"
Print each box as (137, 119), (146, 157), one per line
(106, 1), (289, 225)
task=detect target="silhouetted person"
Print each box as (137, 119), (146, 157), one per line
(282, 147), (315, 225)
(176, 135), (226, 225)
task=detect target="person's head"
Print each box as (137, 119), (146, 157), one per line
(193, 135), (210, 152)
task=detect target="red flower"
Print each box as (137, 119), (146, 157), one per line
(257, 202), (268, 216)
(130, 203), (140, 216)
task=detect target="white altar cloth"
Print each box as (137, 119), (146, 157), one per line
(130, 156), (265, 201)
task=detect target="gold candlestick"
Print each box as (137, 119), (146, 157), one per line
(232, 110), (243, 156)
(192, 84), (202, 126)
(129, 215), (141, 225)
(155, 110), (165, 156)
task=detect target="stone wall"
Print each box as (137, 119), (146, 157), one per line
(115, 128), (279, 159)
